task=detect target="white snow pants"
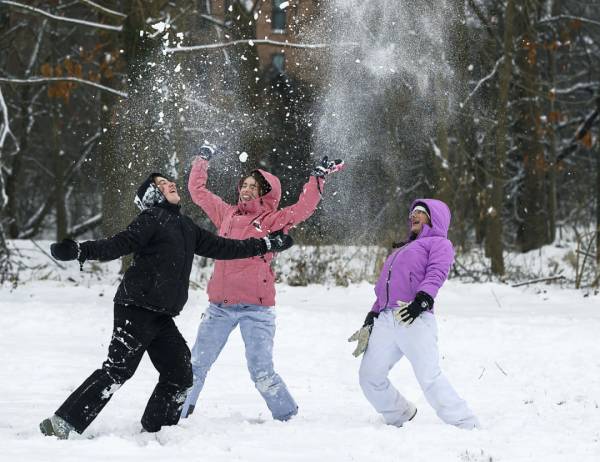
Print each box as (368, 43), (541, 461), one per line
(359, 310), (479, 429)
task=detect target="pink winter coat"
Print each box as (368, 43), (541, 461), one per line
(188, 158), (324, 306)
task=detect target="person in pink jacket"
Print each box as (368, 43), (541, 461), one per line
(181, 145), (344, 420)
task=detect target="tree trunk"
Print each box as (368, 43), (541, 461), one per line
(515, 21), (548, 252)
(545, 0), (561, 245)
(596, 95), (600, 265)
(4, 85), (32, 238)
(448, 0), (478, 250)
(488, 0), (515, 275)
(52, 102), (68, 240)
(98, 1), (168, 270)
(433, 72), (451, 206)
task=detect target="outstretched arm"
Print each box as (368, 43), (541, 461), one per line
(188, 157), (232, 227)
(264, 156), (345, 232)
(79, 212), (158, 261)
(194, 226), (293, 259)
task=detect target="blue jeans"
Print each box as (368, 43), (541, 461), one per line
(181, 303), (298, 421)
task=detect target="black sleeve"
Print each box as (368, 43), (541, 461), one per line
(194, 226), (267, 260)
(80, 212), (157, 261)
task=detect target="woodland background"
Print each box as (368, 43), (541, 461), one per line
(0, 0), (599, 286)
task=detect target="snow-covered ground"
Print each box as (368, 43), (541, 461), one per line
(1, 270), (599, 461)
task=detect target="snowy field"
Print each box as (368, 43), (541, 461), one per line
(1, 274), (599, 461)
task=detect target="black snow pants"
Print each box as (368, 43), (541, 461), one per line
(55, 304), (193, 433)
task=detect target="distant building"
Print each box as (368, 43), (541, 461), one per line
(208, 0), (324, 81)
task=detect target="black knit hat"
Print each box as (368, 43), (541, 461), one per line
(134, 172), (166, 211)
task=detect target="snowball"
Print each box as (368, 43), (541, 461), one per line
(239, 152), (249, 163)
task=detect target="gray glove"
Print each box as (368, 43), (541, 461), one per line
(348, 325), (372, 357)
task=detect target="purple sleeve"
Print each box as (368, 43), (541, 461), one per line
(370, 299), (381, 313)
(417, 238), (454, 299)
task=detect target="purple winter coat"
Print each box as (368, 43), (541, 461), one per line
(371, 198), (454, 313)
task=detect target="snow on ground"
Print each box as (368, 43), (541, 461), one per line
(1, 274), (599, 461)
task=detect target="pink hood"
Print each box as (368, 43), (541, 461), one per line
(237, 169), (282, 215)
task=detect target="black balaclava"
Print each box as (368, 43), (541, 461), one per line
(134, 172), (166, 211)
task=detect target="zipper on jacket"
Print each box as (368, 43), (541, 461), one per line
(220, 215), (235, 302)
(384, 243), (411, 309)
(176, 215), (188, 308)
(384, 250), (400, 309)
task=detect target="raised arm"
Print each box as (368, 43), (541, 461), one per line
(188, 157), (231, 228)
(265, 156), (345, 231)
(264, 176), (324, 231)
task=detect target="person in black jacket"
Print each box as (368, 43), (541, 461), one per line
(39, 172), (293, 439)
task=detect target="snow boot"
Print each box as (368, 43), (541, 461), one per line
(182, 404), (195, 418)
(395, 402), (417, 427)
(39, 414), (76, 439)
(455, 417), (481, 430)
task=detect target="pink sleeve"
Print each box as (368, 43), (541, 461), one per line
(263, 176), (324, 232)
(187, 158), (231, 228)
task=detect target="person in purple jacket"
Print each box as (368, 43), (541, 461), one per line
(352, 198), (480, 429)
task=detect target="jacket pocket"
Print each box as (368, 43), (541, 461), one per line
(256, 259), (270, 300)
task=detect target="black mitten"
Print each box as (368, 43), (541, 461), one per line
(396, 291), (434, 325)
(262, 230), (293, 252)
(50, 239), (79, 261)
(310, 156), (345, 177)
(363, 310), (379, 327)
(197, 143), (218, 161)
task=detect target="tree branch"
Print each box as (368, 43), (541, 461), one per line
(0, 86), (12, 211)
(0, 86), (13, 152)
(165, 39), (359, 53)
(18, 131), (101, 238)
(68, 213), (102, 237)
(79, 0), (126, 19)
(0, 77), (127, 98)
(466, 0), (501, 45)
(462, 56), (504, 107)
(557, 104), (599, 163)
(539, 14), (600, 29)
(1, 0), (123, 31)
(511, 275), (566, 287)
(199, 14), (231, 29)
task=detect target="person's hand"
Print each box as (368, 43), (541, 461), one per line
(196, 143), (218, 161)
(395, 292), (434, 326)
(348, 311), (378, 357)
(311, 156), (345, 177)
(262, 230), (293, 252)
(50, 239), (79, 261)
(362, 310), (378, 327)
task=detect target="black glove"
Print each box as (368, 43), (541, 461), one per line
(396, 291), (434, 325)
(197, 143), (218, 161)
(50, 239), (80, 261)
(311, 156), (345, 177)
(363, 311), (379, 327)
(262, 230), (293, 252)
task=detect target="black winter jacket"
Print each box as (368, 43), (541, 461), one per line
(80, 202), (268, 316)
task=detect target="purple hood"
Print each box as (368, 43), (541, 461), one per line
(371, 198), (454, 312)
